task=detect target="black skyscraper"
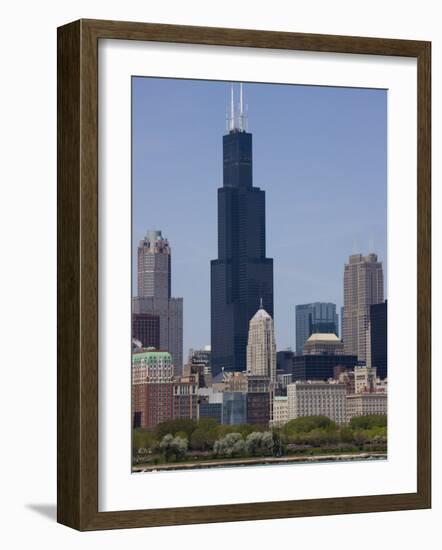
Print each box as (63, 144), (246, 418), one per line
(211, 85), (274, 376)
(370, 300), (387, 379)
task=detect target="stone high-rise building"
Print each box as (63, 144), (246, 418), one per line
(246, 301), (277, 383)
(211, 85), (273, 376)
(342, 253), (384, 362)
(133, 230), (183, 374)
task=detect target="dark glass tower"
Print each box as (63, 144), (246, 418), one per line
(369, 300), (387, 379)
(211, 85), (274, 376)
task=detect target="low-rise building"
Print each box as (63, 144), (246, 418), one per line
(287, 381), (347, 425)
(222, 392), (247, 425)
(346, 392), (387, 422)
(354, 366), (377, 394)
(224, 371), (248, 392)
(173, 375), (198, 420)
(271, 396), (288, 427)
(246, 393), (271, 426)
(197, 387), (223, 423)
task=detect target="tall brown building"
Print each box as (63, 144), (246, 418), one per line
(342, 253), (384, 362)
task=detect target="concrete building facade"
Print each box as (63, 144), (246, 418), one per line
(271, 396), (288, 427)
(246, 303), (277, 382)
(346, 392), (387, 421)
(287, 381), (347, 425)
(342, 253), (384, 362)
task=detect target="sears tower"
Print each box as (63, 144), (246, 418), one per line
(211, 84), (274, 377)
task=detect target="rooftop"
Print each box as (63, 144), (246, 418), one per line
(306, 333), (340, 343)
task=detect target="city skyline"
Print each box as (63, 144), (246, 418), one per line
(132, 78), (387, 354)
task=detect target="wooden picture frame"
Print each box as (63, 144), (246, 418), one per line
(57, 18), (431, 531)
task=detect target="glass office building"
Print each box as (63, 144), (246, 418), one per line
(295, 302), (339, 354)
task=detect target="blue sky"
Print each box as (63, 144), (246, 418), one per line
(132, 78), (387, 355)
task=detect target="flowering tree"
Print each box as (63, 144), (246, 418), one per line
(160, 434), (188, 462)
(213, 433), (245, 457)
(245, 431), (274, 456)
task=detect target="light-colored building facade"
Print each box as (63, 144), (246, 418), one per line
(246, 302), (277, 382)
(303, 333), (344, 355)
(354, 366), (377, 394)
(271, 396), (288, 427)
(287, 381), (347, 425)
(346, 392), (387, 422)
(134, 230), (183, 374)
(224, 371), (248, 392)
(342, 253), (384, 362)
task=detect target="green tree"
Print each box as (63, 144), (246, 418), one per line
(350, 415), (387, 430)
(283, 416), (336, 435)
(190, 426), (218, 451)
(197, 417), (219, 431)
(132, 429), (158, 456)
(155, 419), (197, 439)
(339, 427), (355, 444)
(159, 434), (188, 462)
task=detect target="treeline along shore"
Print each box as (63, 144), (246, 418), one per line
(132, 414), (387, 471)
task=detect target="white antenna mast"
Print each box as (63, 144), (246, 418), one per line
(229, 84), (235, 131)
(239, 83), (248, 131)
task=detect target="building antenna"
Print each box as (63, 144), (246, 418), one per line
(369, 235), (375, 253)
(239, 83), (247, 131)
(259, 296), (263, 309)
(229, 84), (235, 132)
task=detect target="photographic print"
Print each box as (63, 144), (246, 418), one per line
(131, 78), (388, 473)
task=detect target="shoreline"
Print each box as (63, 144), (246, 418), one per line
(133, 451), (387, 473)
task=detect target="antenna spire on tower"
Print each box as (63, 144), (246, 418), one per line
(229, 84), (235, 132)
(239, 83), (247, 131)
(259, 297), (263, 309)
(227, 83), (248, 133)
